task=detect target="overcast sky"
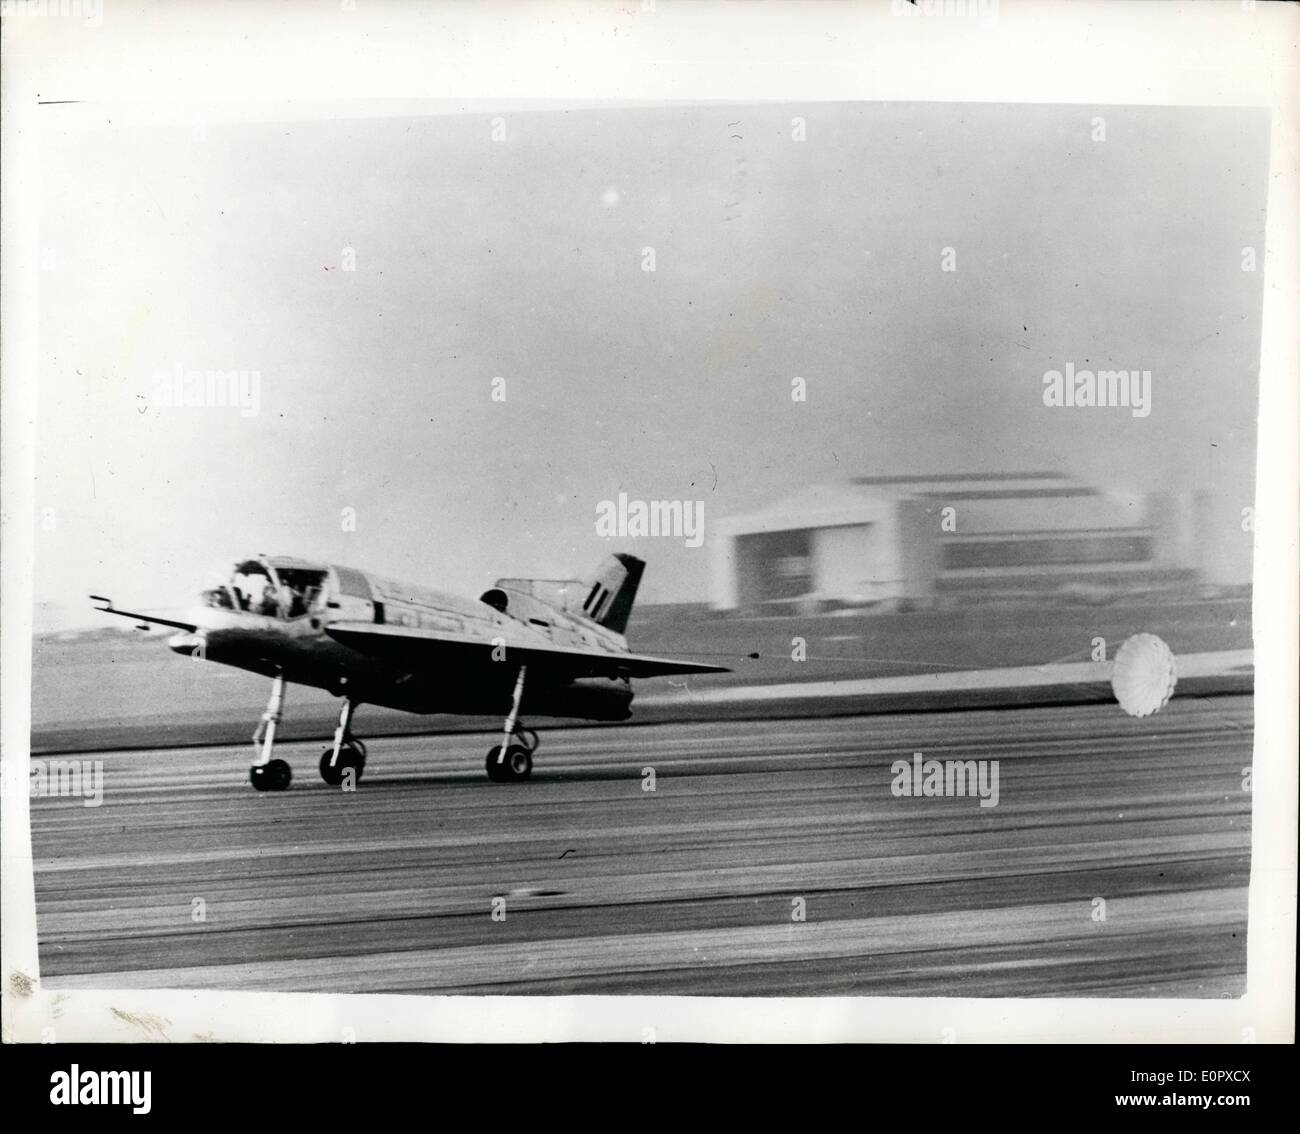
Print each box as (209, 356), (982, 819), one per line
(33, 101), (1268, 627)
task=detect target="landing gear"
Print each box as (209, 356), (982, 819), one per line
(319, 744), (365, 786)
(249, 674), (292, 791)
(247, 678), (371, 791)
(250, 759), (292, 791)
(486, 743), (533, 782)
(486, 666), (537, 783)
(320, 697), (367, 787)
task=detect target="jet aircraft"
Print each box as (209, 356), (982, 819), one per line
(91, 553), (726, 789)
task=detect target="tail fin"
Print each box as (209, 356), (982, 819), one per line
(580, 553), (644, 634)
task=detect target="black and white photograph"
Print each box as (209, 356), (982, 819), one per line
(2, 0), (1295, 1057)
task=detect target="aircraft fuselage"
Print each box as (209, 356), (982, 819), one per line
(165, 556), (634, 720)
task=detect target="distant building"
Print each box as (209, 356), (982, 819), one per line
(709, 473), (1204, 611)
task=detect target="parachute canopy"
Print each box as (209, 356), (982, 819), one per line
(1111, 633), (1178, 717)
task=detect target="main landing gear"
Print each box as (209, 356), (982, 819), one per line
(319, 696), (366, 787)
(248, 676), (367, 791)
(249, 674), (292, 791)
(486, 665), (538, 783)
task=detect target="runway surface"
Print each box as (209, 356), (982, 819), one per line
(30, 696), (1252, 997)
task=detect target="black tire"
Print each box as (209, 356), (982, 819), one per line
(251, 759), (292, 791)
(486, 744), (532, 783)
(339, 747), (365, 787)
(320, 749), (343, 786)
(321, 745), (364, 787)
(504, 745), (532, 781)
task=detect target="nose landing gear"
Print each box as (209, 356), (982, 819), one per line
(320, 697), (367, 786)
(319, 742), (366, 786)
(250, 759), (292, 791)
(248, 677), (370, 791)
(249, 674), (293, 791)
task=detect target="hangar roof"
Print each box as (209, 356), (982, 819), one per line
(715, 481), (899, 536)
(716, 473), (1152, 537)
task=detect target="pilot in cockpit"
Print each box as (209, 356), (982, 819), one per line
(231, 565), (263, 613)
(257, 581), (280, 617)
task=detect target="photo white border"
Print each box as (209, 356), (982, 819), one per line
(3, 0), (1295, 1044)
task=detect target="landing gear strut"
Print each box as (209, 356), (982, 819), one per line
(486, 665), (537, 783)
(320, 697), (366, 786)
(249, 674), (292, 791)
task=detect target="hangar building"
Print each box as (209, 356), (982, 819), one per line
(709, 473), (1202, 611)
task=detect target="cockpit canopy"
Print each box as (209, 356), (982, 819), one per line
(201, 556), (329, 619)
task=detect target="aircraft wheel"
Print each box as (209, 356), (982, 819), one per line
(250, 759), (292, 791)
(505, 745), (533, 780)
(320, 745), (365, 787)
(487, 745), (532, 783)
(320, 750), (343, 786)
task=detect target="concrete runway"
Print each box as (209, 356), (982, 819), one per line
(31, 696), (1252, 997)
